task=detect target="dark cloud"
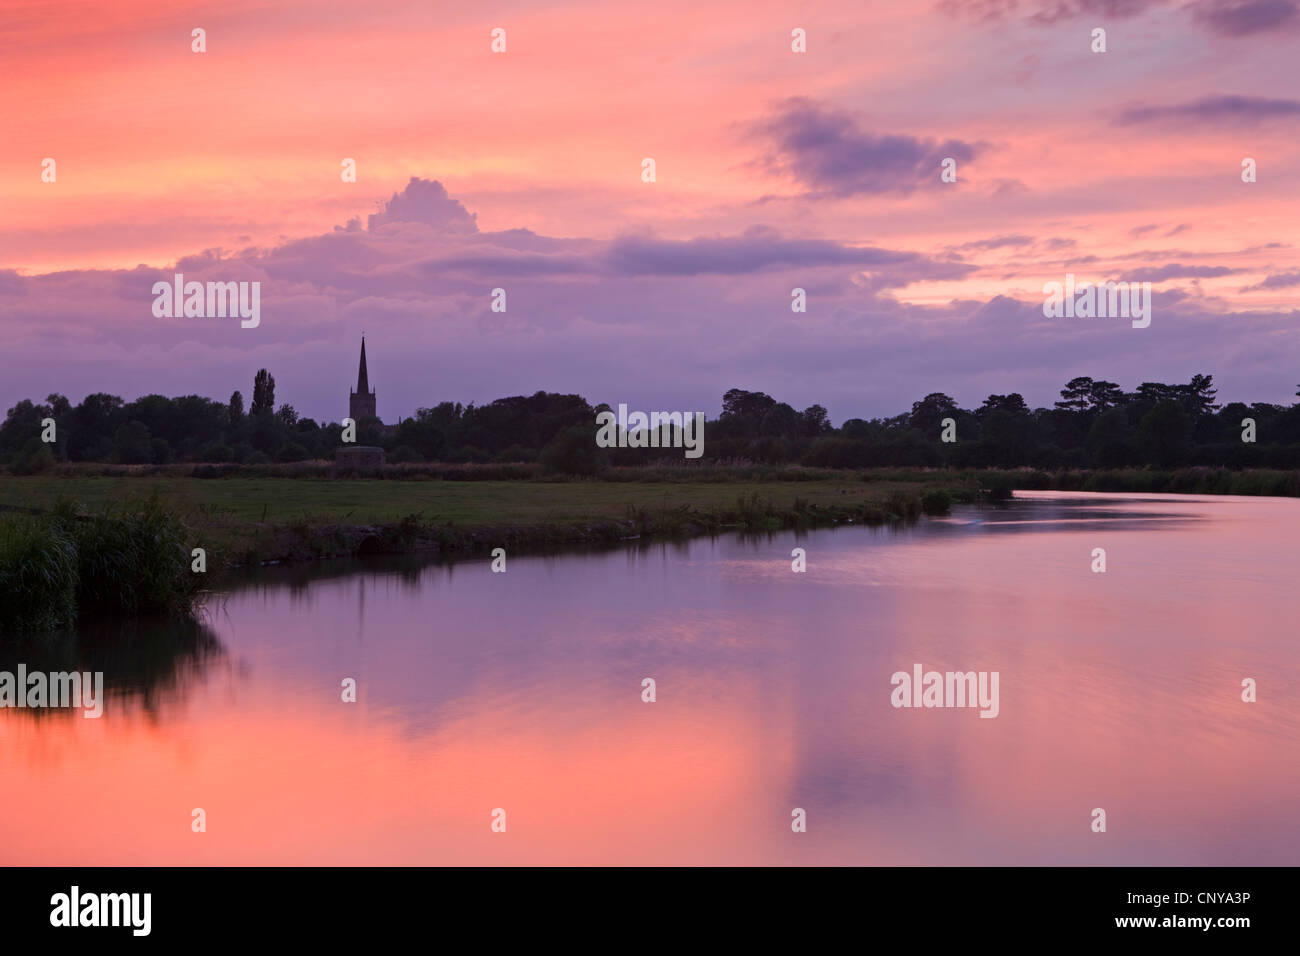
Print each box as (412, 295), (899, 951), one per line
(752, 97), (982, 197)
(1117, 95), (1300, 124)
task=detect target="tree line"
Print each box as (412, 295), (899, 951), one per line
(4, 370), (1300, 474)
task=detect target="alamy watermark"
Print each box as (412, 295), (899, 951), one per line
(0, 666), (104, 717)
(1043, 273), (1151, 329)
(890, 663), (999, 718)
(596, 404), (705, 458)
(152, 273), (261, 328)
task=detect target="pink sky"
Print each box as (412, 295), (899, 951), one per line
(2, 0), (1298, 422)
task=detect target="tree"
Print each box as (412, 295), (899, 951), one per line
(112, 420), (154, 464)
(800, 404), (832, 436)
(1180, 373), (1219, 418)
(978, 393), (1029, 417)
(1088, 380), (1123, 410)
(276, 403), (299, 428)
(722, 388), (777, 420)
(1086, 408), (1133, 467)
(908, 393), (958, 435)
(251, 369), (276, 416)
(1137, 401), (1190, 467)
(229, 390), (244, 425)
(539, 425), (608, 475)
(1055, 377), (1094, 412)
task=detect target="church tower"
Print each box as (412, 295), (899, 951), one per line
(349, 336), (377, 422)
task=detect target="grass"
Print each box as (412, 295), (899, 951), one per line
(0, 472), (972, 570)
(0, 494), (201, 637)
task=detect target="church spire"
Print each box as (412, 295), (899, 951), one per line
(356, 336), (371, 396)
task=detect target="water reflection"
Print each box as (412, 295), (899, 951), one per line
(0, 615), (224, 723)
(1, 492), (1297, 865)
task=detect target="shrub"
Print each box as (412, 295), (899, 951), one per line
(921, 490), (952, 515)
(63, 495), (199, 617)
(0, 513), (78, 633)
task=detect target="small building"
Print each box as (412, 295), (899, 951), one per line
(334, 445), (386, 468)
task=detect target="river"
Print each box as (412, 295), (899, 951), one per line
(2, 491), (1297, 865)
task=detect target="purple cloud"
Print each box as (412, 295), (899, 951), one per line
(367, 178), (479, 233)
(1120, 264), (1238, 282)
(1241, 271), (1300, 291)
(1189, 0), (1298, 35)
(752, 98), (982, 197)
(1116, 95), (1300, 125)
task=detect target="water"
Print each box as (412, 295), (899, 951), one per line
(3, 492), (1297, 865)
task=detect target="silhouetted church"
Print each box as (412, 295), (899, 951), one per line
(349, 336), (378, 423)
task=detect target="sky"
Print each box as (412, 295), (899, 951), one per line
(2, 0), (1298, 425)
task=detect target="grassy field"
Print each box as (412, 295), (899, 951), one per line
(0, 473), (967, 568)
(0, 474), (953, 526)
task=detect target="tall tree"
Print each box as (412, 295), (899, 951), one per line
(229, 390), (244, 425)
(251, 369), (276, 416)
(1055, 377), (1094, 411)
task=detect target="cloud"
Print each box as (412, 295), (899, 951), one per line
(367, 178), (479, 233)
(941, 0), (1298, 36)
(1115, 95), (1300, 125)
(1119, 264), (1238, 282)
(939, 0), (1172, 26)
(950, 234), (1036, 252)
(1240, 271), (1300, 291)
(1189, 0), (1298, 35)
(751, 97), (982, 197)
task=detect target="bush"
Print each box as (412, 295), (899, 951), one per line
(921, 490), (952, 515)
(0, 513), (78, 633)
(540, 426), (608, 476)
(62, 495), (199, 617)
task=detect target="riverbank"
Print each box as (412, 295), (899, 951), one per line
(0, 470), (976, 571)
(1, 464), (1295, 576)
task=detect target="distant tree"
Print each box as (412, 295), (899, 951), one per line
(1137, 400), (1190, 467)
(112, 420), (154, 464)
(229, 390), (244, 425)
(722, 388), (777, 420)
(46, 393), (71, 417)
(1055, 377), (1094, 412)
(251, 369), (276, 416)
(1180, 373), (1220, 418)
(978, 393), (1030, 417)
(1086, 408), (1134, 467)
(760, 402), (801, 438)
(840, 418), (873, 440)
(1135, 382), (1179, 405)
(800, 404), (832, 436)
(908, 393), (958, 435)
(276, 403), (298, 428)
(1088, 380), (1124, 410)
(539, 426), (608, 476)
